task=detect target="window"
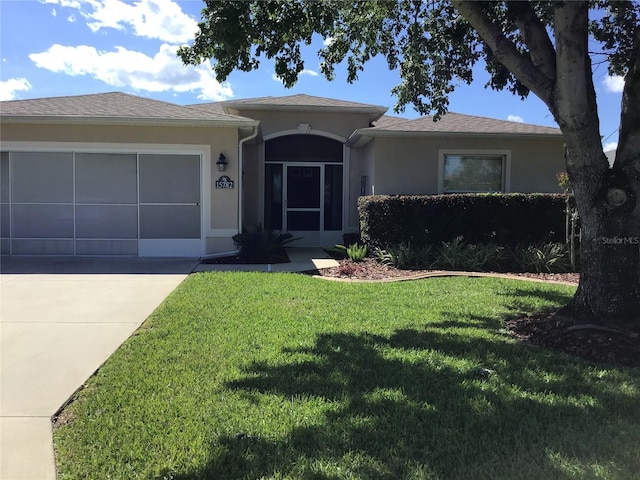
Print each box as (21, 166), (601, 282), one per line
(265, 134), (343, 163)
(440, 151), (510, 193)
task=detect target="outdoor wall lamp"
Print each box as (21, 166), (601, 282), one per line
(216, 152), (228, 172)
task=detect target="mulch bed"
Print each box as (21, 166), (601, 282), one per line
(310, 258), (579, 284)
(505, 311), (640, 368)
(311, 259), (639, 369)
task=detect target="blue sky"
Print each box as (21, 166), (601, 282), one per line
(0, 0), (623, 151)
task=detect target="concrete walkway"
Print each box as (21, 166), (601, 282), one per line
(0, 257), (198, 480)
(194, 247), (338, 273)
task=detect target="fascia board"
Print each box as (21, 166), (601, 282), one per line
(223, 104), (387, 122)
(0, 115), (260, 128)
(351, 128), (563, 140)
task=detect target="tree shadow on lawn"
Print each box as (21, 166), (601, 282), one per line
(496, 286), (576, 313)
(158, 327), (639, 480)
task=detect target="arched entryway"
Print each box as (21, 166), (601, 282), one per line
(264, 134), (344, 246)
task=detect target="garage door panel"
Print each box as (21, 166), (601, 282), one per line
(12, 204), (74, 238)
(75, 153), (137, 204)
(76, 239), (138, 256)
(5, 150), (202, 257)
(1, 152), (9, 203)
(140, 205), (200, 239)
(75, 205), (138, 239)
(1, 203), (9, 238)
(139, 154), (200, 204)
(12, 239), (74, 255)
(11, 152), (73, 203)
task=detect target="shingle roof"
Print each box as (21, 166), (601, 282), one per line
(371, 115), (410, 128)
(2, 92), (561, 138)
(1, 92), (256, 126)
(187, 101), (229, 116)
(225, 93), (386, 110)
(192, 94), (387, 122)
(365, 112), (561, 136)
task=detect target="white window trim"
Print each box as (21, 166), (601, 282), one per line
(437, 149), (511, 194)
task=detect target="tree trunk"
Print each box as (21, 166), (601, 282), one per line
(452, 0), (640, 323)
(552, 3), (640, 324)
(565, 158), (640, 322)
(558, 108), (640, 323)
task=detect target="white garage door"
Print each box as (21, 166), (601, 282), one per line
(0, 151), (201, 257)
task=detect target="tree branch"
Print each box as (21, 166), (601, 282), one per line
(450, 0), (554, 106)
(553, 2), (605, 171)
(553, 2), (595, 128)
(507, 1), (557, 80)
(616, 27), (640, 173)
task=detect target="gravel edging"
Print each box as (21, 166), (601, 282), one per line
(311, 270), (578, 285)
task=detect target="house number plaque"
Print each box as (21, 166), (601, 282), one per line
(215, 175), (235, 189)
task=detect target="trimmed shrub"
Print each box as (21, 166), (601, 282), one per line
(359, 193), (565, 249)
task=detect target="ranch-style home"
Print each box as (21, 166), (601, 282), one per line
(0, 92), (564, 257)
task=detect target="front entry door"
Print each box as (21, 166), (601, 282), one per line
(285, 165), (322, 246)
(264, 161), (343, 247)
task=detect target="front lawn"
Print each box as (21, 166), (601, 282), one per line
(54, 273), (640, 479)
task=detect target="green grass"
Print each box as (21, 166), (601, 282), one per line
(53, 273), (640, 480)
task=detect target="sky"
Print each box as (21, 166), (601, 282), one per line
(0, 0), (624, 152)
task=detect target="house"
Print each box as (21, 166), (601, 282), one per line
(0, 92), (565, 257)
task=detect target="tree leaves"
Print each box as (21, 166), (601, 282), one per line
(179, 0), (638, 118)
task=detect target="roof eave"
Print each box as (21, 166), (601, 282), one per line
(352, 129), (563, 140)
(223, 104), (387, 123)
(0, 115), (259, 128)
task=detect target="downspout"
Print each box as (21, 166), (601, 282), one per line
(238, 125), (259, 236)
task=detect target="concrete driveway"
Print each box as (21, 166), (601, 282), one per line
(0, 256), (197, 480)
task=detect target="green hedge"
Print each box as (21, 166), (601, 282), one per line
(358, 193), (566, 249)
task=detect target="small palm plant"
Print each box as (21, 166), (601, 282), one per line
(334, 242), (368, 262)
(232, 224), (300, 262)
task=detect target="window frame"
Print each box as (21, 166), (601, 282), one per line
(438, 149), (511, 193)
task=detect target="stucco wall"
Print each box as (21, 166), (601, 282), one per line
(233, 110), (371, 140)
(371, 135), (565, 195)
(1, 122), (242, 255)
(348, 142), (375, 231)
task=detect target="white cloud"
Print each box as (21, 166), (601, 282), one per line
(41, 0), (198, 43)
(603, 75), (624, 93)
(52, 7), (57, 16)
(323, 37), (334, 46)
(68, 14), (76, 23)
(0, 78), (32, 100)
(603, 141), (617, 152)
(29, 43), (233, 100)
(507, 114), (524, 123)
